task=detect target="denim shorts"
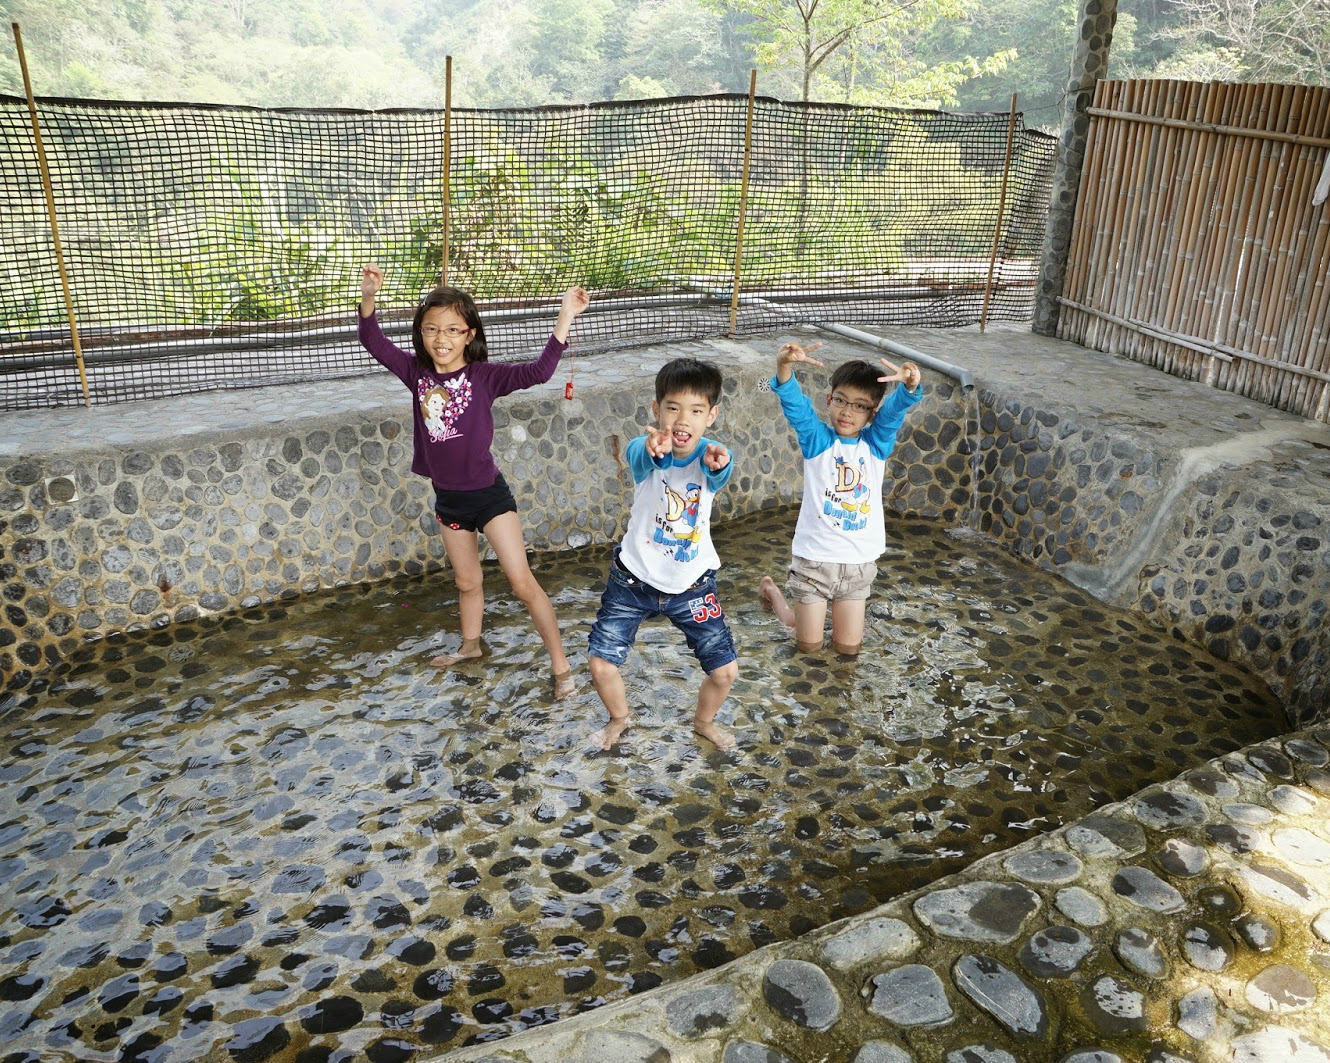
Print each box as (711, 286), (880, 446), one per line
(588, 551), (738, 674)
(785, 554), (877, 604)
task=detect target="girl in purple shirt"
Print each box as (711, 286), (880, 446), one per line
(359, 264), (589, 698)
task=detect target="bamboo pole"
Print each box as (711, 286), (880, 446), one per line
(1121, 79), (1168, 370)
(1105, 79), (1151, 358)
(1086, 104), (1330, 150)
(1276, 87), (1330, 415)
(1229, 84), (1293, 399)
(1182, 82), (1238, 385)
(441, 55), (452, 286)
(1154, 80), (1212, 380)
(1257, 85), (1314, 406)
(1056, 296), (1330, 385)
(11, 21), (91, 408)
(1058, 80), (1105, 344)
(1198, 81), (1260, 387)
(728, 69), (757, 338)
(1079, 80), (1131, 350)
(979, 93), (1019, 333)
(1214, 82), (1279, 393)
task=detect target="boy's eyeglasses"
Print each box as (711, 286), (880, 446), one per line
(828, 395), (874, 415)
(421, 325), (471, 338)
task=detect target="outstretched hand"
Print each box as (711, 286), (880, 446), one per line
(644, 426), (673, 459)
(878, 358), (921, 390)
(561, 285), (590, 318)
(777, 341), (824, 368)
(361, 263), (384, 300)
(703, 442), (730, 471)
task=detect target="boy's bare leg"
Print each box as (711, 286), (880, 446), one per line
(484, 512), (574, 696)
(793, 600), (828, 653)
(432, 527), (486, 667)
(830, 598), (868, 656)
(693, 661), (738, 751)
(589, 656), (632, 749)
(757, 576), (796, 628)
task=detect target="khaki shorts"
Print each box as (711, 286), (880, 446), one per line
(785, 554), (877, 604)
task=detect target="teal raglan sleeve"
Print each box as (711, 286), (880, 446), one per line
(700, 437), (735, 493)
(862, 383), (923, 459)
(625, 434), (671, 485)
(771, 374), (836, 459)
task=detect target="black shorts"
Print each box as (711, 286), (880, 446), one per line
(433, 473), (518, 533)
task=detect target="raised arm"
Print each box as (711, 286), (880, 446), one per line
(552, 285), (589, 343)
(360, 263), (383, 319)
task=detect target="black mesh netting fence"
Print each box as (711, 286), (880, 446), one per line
(0, 93), (1057, 409)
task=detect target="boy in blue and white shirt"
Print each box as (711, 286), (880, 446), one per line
(759, 341), (923, 655)
(589, 358), (739, 751)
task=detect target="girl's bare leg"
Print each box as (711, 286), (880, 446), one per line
(433, 525), (485, 667)
(482, 511), (574, 696)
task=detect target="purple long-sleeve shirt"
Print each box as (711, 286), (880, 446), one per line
(358, 310), (567, 491)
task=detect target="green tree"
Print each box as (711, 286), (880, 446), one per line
(702, 0), (1009, 106)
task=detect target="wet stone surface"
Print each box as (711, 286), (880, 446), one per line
(0, 508), (1289, 1060)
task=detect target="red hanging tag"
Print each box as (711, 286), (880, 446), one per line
(565, 380), (574, 400)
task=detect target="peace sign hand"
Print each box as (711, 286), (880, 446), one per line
(777, 341), (825, 368)
(644, 425), (673, 459)
(703, 442), (731, 471)
(878, 358), (921, 390)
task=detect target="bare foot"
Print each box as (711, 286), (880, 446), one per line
(553, 668), (576, 700)
(589, 716), (630, 751)
(693, 718), (736, 751)
(428, 644), (483, 669)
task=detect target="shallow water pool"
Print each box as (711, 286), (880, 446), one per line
(0, 507), (1284, 1061)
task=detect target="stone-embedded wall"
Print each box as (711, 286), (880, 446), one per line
(3, 335), (1328, 728)
(0, 354), (807, 696)
(879, 378), (1329, 728)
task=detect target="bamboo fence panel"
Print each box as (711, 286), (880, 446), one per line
(1059, 79), (1330, 422)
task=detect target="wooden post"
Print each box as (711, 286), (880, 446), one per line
(12, 21), (91, 407)
(979, 94), (1018, 333)
(729, 69), (757, 338)
(441, 55), (452, 286)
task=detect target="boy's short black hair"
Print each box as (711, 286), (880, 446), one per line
(829, 360), (886, 405)
(655, 358), (722, 406)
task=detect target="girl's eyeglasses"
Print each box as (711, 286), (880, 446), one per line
(421, 325), (471, 338)
(828, 395), (874, 415)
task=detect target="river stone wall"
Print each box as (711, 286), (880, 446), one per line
(2, 332), (1327, 729)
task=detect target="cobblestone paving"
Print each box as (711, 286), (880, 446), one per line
(0, 509), (1285, 1061)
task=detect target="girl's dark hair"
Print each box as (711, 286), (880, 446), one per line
(829, 360), (886, 404)
(412, 286), (488, 368)
(655, 357), (723, 406)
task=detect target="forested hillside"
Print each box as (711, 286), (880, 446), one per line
(2, 0), (1326, 128)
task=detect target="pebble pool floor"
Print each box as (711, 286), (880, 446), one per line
(0, 507), (1286, 1062)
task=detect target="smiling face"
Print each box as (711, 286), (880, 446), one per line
(418, 306), (474, 374)
(826, 384), (878, 438)
(652, 389), (719, 459)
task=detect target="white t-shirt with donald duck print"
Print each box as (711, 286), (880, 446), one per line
(770, 374), (922, 564)
(618, 434), (733, 595)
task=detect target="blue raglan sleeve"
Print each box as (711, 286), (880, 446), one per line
(863, 384), (923, 459)
(701, 438), (735, 493)
(771, 375), (836, 459)
(626, 434), (670, 485)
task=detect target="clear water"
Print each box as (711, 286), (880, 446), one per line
(0, 507), (1284, 1061)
